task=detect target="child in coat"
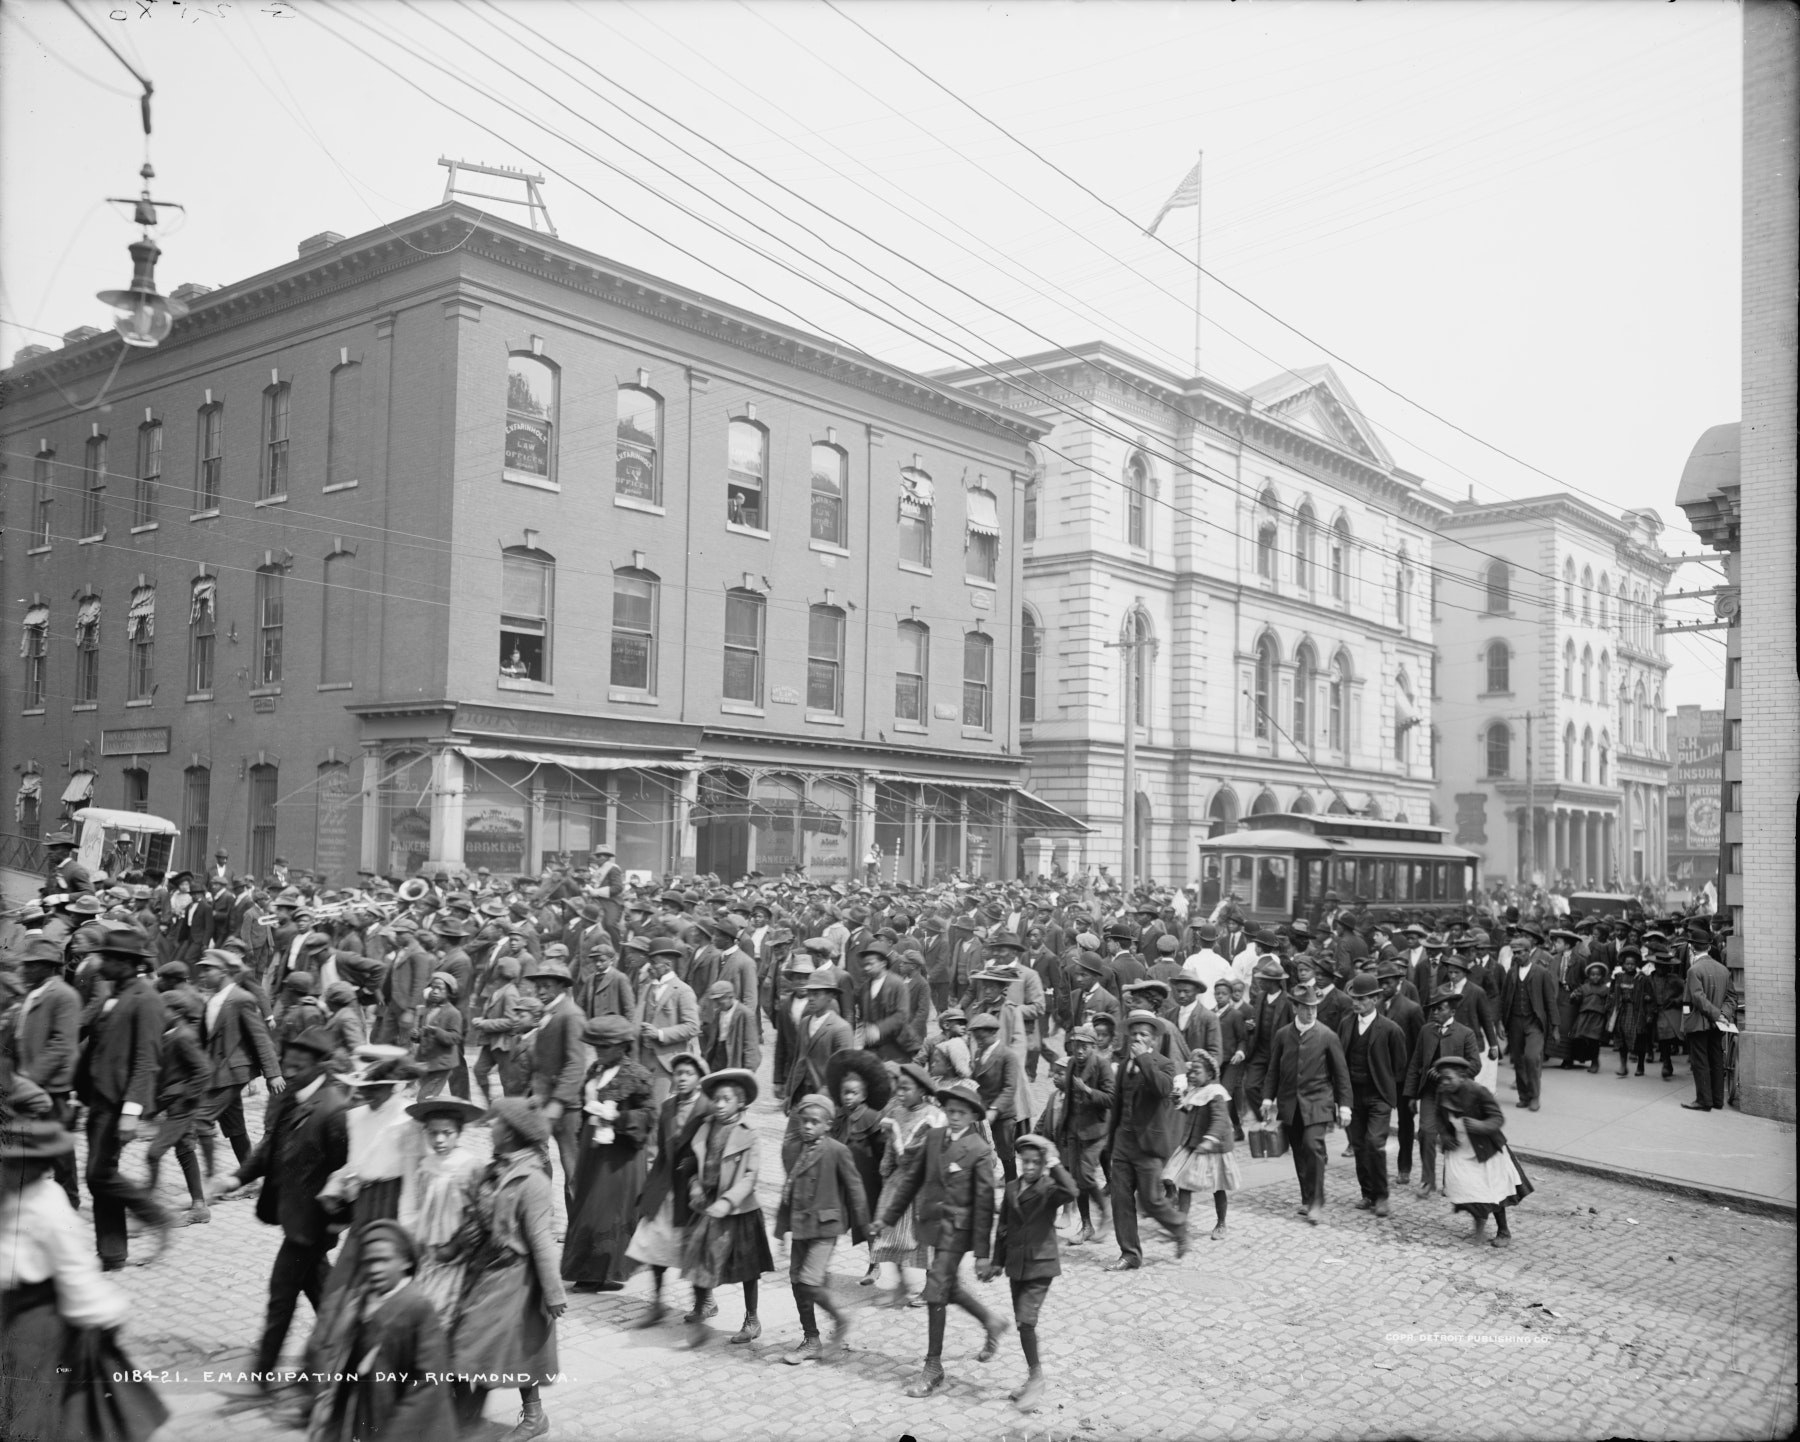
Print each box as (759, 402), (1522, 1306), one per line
(410, 973), (466, 1100)
(1162, 1049), (1241, 1240)
(680, 1068), (772, 1349)
(773, 1094), (869, 1365)
(980, 1133), (1077, 1414)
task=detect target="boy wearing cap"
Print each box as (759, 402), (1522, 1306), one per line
(411, 974), (466, 1101)
(1403, 991), (1484, 1199)
(916, 1008), (973, 1083)
(774, 1094), (869, 1364)
(875, 1080), (1006, 1397)
(981, 1133), (1077, 1413)
(1051, 1024), (1113, 1242)
(968, 1013), (1026, 1182)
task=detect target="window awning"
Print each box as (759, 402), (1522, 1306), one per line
(965, 488), (1000, 537)
(899, 472), (935, 518)
(15, 773), (41, 824)
(869, 774), (1091, 833)
(75, 596), (100, 642)
(62, 771), (95, 804)
(190, 577), (216, 625)
(455, 746), (704, 773)
(20, 604), (48, 657)
(128, 587), (155, 640)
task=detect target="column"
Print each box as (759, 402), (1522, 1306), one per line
(1022, 838), (1051, 878)
(859, 775), (878, 879)
(958, 794), (970, 875)
(427, 747), (466, 871)
(358, 746), (382, 875)
(1553, 811), (1567, 876)
(1602, 813), (1616, 885)
(677, 770), (699, 873)
(1588, 812), (1601, 886)
(604, 778), (619, 853)
(919, 785), (932, 884)
(528, 777), (546, 876)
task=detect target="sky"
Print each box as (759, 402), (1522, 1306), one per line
(1, 0), (1740, 706)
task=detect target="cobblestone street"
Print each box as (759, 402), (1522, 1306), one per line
(102, 1072), (1797, 1442)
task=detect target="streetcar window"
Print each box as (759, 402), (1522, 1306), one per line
(1226, 855), (1254, 905)
(1377, 860), (1398, 902)
(1332, 859), (1356, 895)
(1411, 863), (1432, 901)
(1304, 858), (1325, 901)
(1450, 863), (1469, 901)
(1256, 856), (1290, 913)
(1433, 862), (1450, 900)
(1356, 860), (1377, 899)
(1200, 855), (1222, 910)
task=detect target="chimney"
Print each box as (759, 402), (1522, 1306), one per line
(62, 325), (103, 346)
(170, 282), (215, 304)
(297, 231), (345, 259)
(11, 343), (51, 366)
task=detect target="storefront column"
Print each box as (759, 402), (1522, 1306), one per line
(677, 770), (699, 873)
(918, 785), (931, 884)
(1022, 837), (1051, 878)
(859, 775), (877, 877)
(605, 779), (620, 853)
(428, 747), (466, 871)
(958, 795), (969, 875)
(358, 746), (382, 875)
(527, 778), (546, 876)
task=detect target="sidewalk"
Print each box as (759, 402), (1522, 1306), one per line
(1498, 1055), (1797, 1213)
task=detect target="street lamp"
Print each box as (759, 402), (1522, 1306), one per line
(97, 164), (186, 349)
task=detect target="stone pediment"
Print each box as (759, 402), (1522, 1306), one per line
(1243, 364), (1393, 470)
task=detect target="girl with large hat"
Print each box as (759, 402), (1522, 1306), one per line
(679, 1068), (772, 1347)
(398, 1096), (487, 1324)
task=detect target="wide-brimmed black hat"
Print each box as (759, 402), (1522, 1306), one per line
(825, 1048), (894, 1110)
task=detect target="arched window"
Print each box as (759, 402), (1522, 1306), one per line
(1329, 651), (1351, 751)
(610, 568), (659, 693)
(1486, 722), (1511, 778)
(1253, 635), (1277, 740)
(126, 585), (155, 702)
(1598, 650), (1611, 700)
(1250, 790), (1279, 816)
(1563, 723), (1576, 781)
(1294, 504), (1316, 590)
(1208, 787), (1238, 837)
(726, 418), (767, 529)
(1395, 548), (1412, 630)
(327, 362), (361, 490)
(1485, 640), (1510, 694)
(1394, 670), (1414, 764)
(616, 385), (662, 503)
(1290, 792), (1317, 814)
(1330, 516), (1350, 600)
(1017, 611), (1036, 725)
(123, 766), (149, 814)
(807, 605), (846, 716)
(260, 383), (290, 500)
(1563, 558), (1577, 616)
(248, 762), (279, 878)
(962, 631), (994, 731)
(1581, 645), (1593, 702)
(1485, 560), (1510, 615)
(1293, 642), (1316, 748)
(1581, 566), (1594, 623)
(135, 419), (162, 528)
(1582, 727), (1594, 784)
(499, 548), (553, 683)
(1023, 447), (1043, 543)
(1633, 682), (1647, 746)
(1327, 795), (1352, 815)
(1126, 452), (1149, 549)
(1652, 688), (1664, 752)
(1598, 731), (1611, 785)
(1255, 488), (1279, 580)
(1563, 640), (1576, 697)
(1126, 610), (1152, 724)
(899, 467), (933, 568)
(810, 442), (848, 547)
(505, 354), (556, 483)
(1598, 574), (1611, 630)
(965, 487), (1000, 582)
(898, 619), (930, 723)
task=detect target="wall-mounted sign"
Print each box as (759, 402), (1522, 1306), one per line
(933, 702), (958, 721)
(253, 695), (278, 714)
(770, 686), (801, 706)
(101, 727), (170, 756)
(969, 590), (993, 610)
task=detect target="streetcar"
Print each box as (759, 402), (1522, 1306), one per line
(1196, 813), (1480, 925)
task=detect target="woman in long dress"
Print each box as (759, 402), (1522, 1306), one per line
(397, 1096), (485, 1324)
(625, 1052), (710, 1327)
(448, 1098), (567, 1441)
(869, 1062), (941, 1306)
(560, 1015), (656, 1292)
(1429, 1056), (1533, 1248)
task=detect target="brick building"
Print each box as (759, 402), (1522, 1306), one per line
(4, 203), (1088, 888)
(1432, 497), (1674, 887)
(941, 346), (1444, 887)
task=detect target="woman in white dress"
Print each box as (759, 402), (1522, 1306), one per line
(1429, 1056), (1533, 1248)
(399, 1096), (487, 1323)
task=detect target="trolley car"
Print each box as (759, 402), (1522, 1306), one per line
(1196, 814), (1480, 926)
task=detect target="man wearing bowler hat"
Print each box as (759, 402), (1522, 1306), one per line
(1102, 1010), (1190, 1270)
(1338, 972), (1409, 1216)
(1262, 980), (1352, 1226)
(524, 953), (588, 1203)
(630, 938), (701, 1109)
(1499, 926), (1558, 1112)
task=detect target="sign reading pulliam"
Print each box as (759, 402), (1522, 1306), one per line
(102, 727), (171, 756)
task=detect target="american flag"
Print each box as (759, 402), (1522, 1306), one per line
(1146, 160), (1202, 236)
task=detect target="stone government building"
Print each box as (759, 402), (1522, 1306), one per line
(5, 203), (1098, 886)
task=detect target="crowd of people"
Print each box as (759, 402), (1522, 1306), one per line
(0, 843), (1738, 1439)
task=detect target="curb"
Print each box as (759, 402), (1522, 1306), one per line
(1509, 1147), (1798, 1220)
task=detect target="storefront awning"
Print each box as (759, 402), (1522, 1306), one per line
(455, 746), (703, 773)
(62, 771), (95, 804)
(870, 774), (1090, 832)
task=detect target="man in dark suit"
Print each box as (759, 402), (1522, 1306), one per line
(1242, 956), (1294, 1114)
(791, 974), (855, 1109)
(1404, 989), (1485, 1199)
(1681, 927), (1734, 1112)
(1337, 973), (1410, 1217)
(1103, 1010), (1190, 1270)
(1167, 975), (1222, 1068)
(72, 922), (170, 1268)
(875, 1080), (1004, 1399)
(855, 940), (918, 1063)
(193, 949), (283, 1170)
(5, 935), (83, 1205)
(1376, 958), (1426, 1184)
(209, 1027), (349, 1384)
(1262, 982), (1352, 1226)
(968, 1013), (1026, 1182)
(1051, 1024), (1113, 1242)
(524, 956), (588, 1203)
(1498, 935), (1558, 1112)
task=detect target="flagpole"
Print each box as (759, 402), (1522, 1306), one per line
(1193, 148), (1204, 380)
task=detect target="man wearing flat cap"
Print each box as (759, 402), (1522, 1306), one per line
(791, 974), (856, 1108)
(855, 940), (920, 1063)
(524, 956), (588, 1202)
(630, 940), (701, 1108)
